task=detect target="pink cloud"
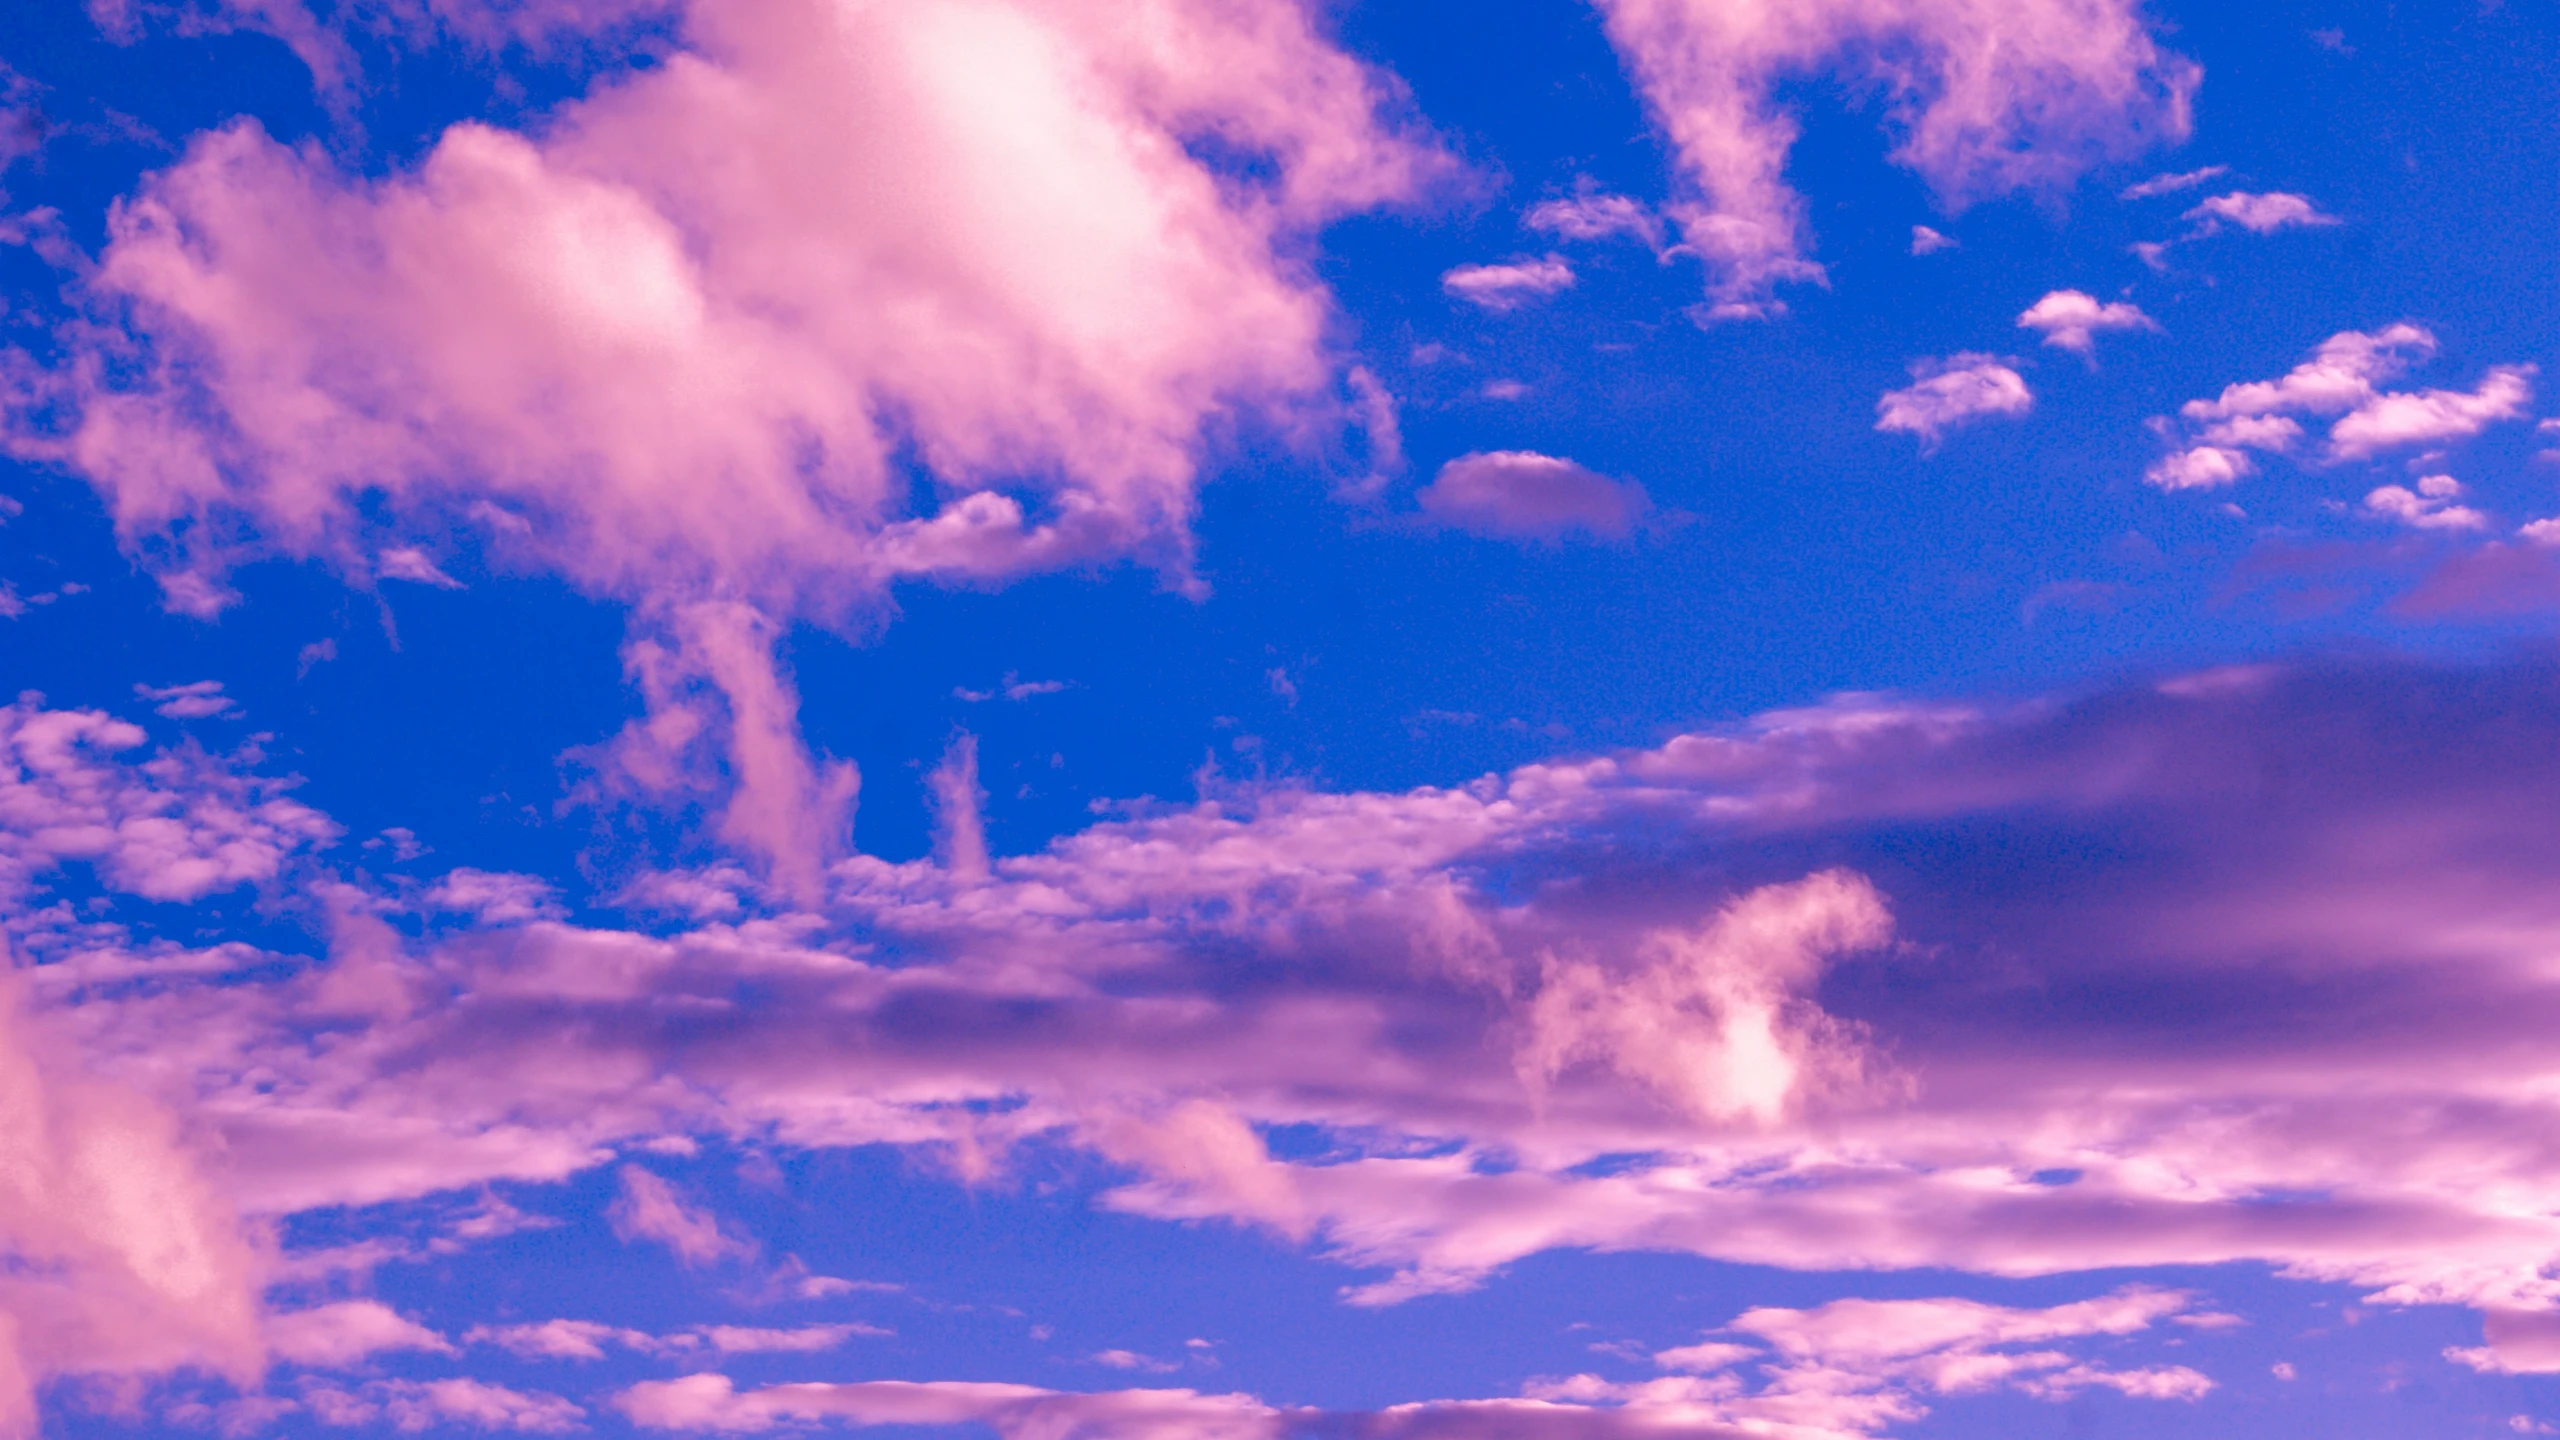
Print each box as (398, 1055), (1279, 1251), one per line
(267, 1300), (454, 1368)
(1417, 452), (1649, 542)
(1440, 256), (1577, 311)
(2182, 189), (2339, 234)
(608, 1165), (755, 1267)
(1524, 192), (1663, 249)
(2147, 324), (2534, 485)
(15, 0), (1445, 894)
(1594, 0), (2195, 313)
(2363, 475), (2488, 532)
(2015, 289), (2157, 356)
(43, 661), (2560, 1377)
(1875, 355), (2032, 446)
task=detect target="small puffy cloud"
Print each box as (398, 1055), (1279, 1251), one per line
(608, 1166), (755, 1267)
(425, 868), (562, 925)
(134, 680), (238, 720)
(2016, 289), (2157, 355)
(378, 547), (463, 588)
(1910, 225), (1956, 255)
(2364, 475), (2488, 532)
(268, 1301), (455, 1368)
(2146, 324), (2534, 484)
(1524, 192), (1661, 249)
(2329, 366), (2536, 460)
(1595, 0), (2196, 311)
(1440, 255), (1576, 311)
(2144, 445), (2253, 491)
(2184, 190), (2340, 234)
(468, 1319), (649, 1362)
(303, 1379), (584, 1433)
(1876, 355), (2033, 446)
(2121, 164), (2228, 199)
(1416, 452), (1648, 542)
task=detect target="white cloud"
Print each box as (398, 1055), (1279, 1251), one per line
(2016, 289), (2157, 355)
(1524, 192), (1662, 249)
(2121, 164), (2227, 199)
(1416, 451), (1648, 541)
(268, 1301), (455, 1368)
(133, 680), (238, 720)
(1876, 354), (2033, 446)
(2364, 475), (2488, 532)
(1440, 255), (1576, 311)
(2183, 190), (2339, 234)
(1910, 224), (1957, 255)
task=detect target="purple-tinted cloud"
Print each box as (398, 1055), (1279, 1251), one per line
(1417, 452), (1649, 542)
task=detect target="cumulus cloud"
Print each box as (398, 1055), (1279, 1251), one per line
(608, 1166), (755, 1267)
(1908, 225), (1956, 255)
(1440, 256), (1577, 311)
(134, 679), (239, 720)
(1594, 0), (2195, 313)
(2183, 189), (2339, 235)
(2119, 164), (2226, 199)
(2147, 324), (2535, 486)
(1875, 355), (2032, 446)
(1524, 192), (1663, 249)
(11, 0), (1445, 893)
(268, 1300), (455, 1367)
(0, 975), (265, 1433)
(39, 659), (2560, 1382)
(2364, 475), (2488, 532)
(1416, 452), (1649, 542)
(2015, 289), (2156, 355)
(296, 1377), (585, 1433)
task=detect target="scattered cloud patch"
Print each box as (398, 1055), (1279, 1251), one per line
(1909, 225), (1956, 255)
(1876, 355), (2032, 446)
(1440, 255), (1576, 311)
(2365, 475), (2488, 532)
(1416, 451), (1648, 542)
(134, 680), (238, 720)
(1525, 191), (1662, 249)
(2121, 164), (2228, 199)
(2184, 189), (2339, 235)
(2016, 289), (2157, 355)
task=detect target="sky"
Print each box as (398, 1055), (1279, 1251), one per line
(2, 0), (2560, 1436)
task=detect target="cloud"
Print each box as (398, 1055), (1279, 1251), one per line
(45, 658), (2560, 1365)
(0, 975), (264, 1432)
(1524, 192), (1663, 249)
(2147, 324), (2534, 485)
(608, 1166), (755, 1267)
(2183, 189), (2339, 234)
(2015, 289), (2156, 355)
(466, 1319), (880, 1360)
(1593, 0), (2195, 312)
(11, 0), (1446, 894)
(268, 1301), (455, 1368)
(1440, 256), (1577, 311)
(133, 679), (238, 720)
(298, 1378), (585, 1433)
(0, 696), (335, 909)
(1416, 452), (1649, 542)
(1875, 355), (2032, 446)
(424, 869), (563, 925)
(2120, 164), (2227, 199)
(2364, 475), (2488, 532)
(1908, 225), (1955, 255)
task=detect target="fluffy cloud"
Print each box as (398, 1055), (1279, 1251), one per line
(11, 0), (1443, 894)
(1416, 452), (1649, 541)
(2119, 164), (2226, 199)
(608, 1290), (2210, 1440)
(1441, 256), (1577, 311)
(1875, 355), (2032, 446)
(609, 1165), (755, 1267)
(267, 1300), (455, 1368)
(2146, 324), (2534, 486)
(0, 975), (265, 1435)
(33, 655), (2560, 1351)
(1594, 0), (2195, 313)
(2364, 475), (2488, 532)
(2183, 189), (2338, 234)
(1524, 192), (1663, 249)
(2015, 289), (2156, 355)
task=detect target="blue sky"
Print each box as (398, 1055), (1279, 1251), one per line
(5, 1), (2560, 1437)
